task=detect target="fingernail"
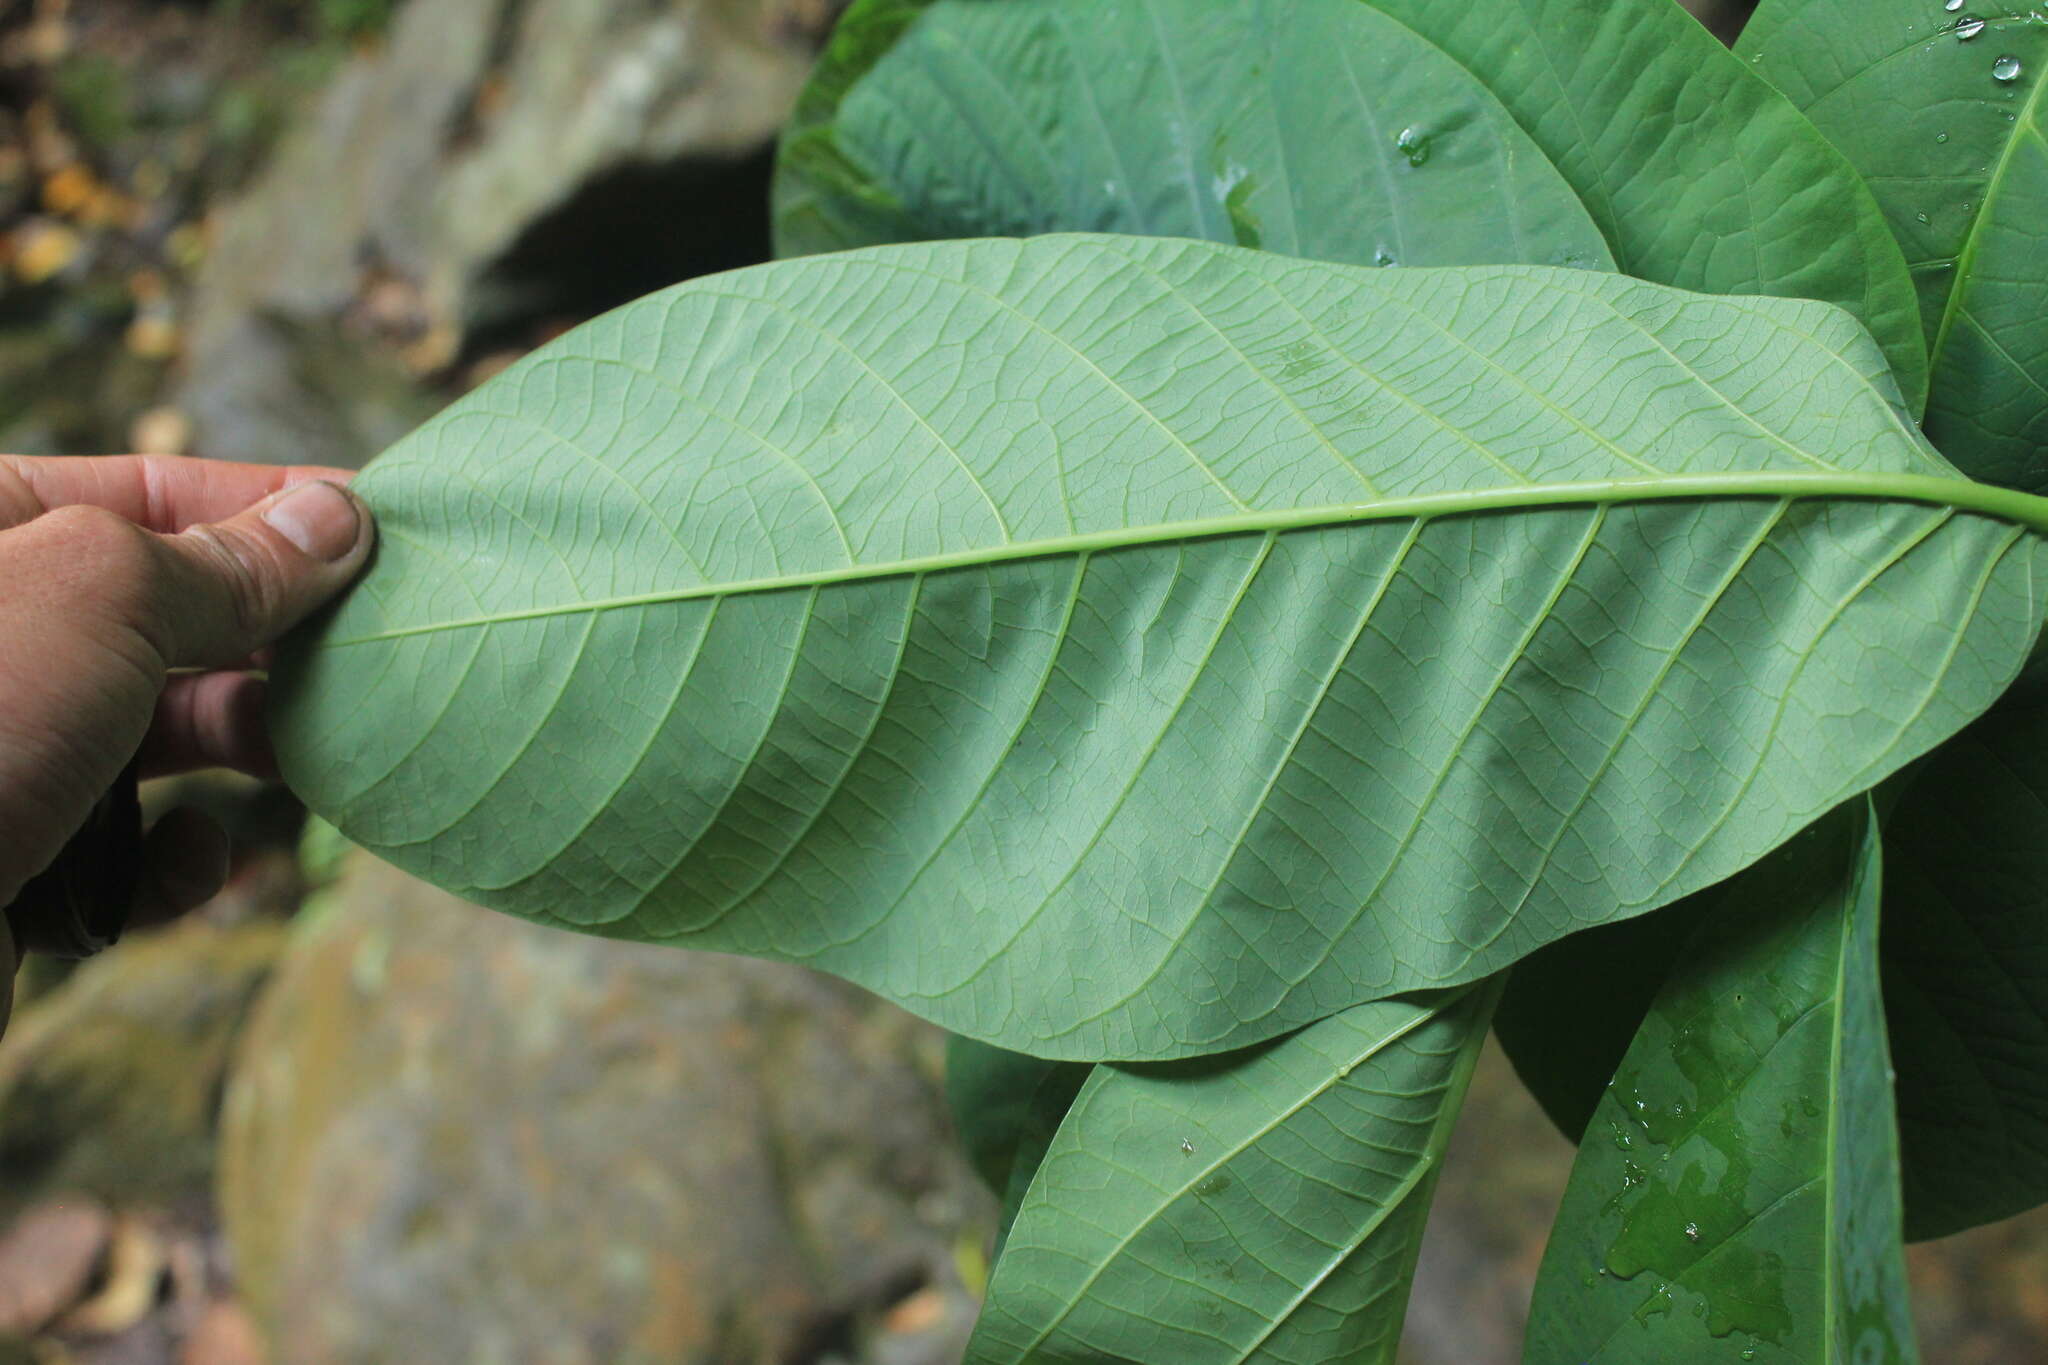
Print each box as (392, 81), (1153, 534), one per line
(263, 481), (363, 562)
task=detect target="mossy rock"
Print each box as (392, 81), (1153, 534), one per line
(0, 919), (287, 1216)
(221, 854), (991, 1365)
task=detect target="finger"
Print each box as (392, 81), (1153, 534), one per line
(0, 455), (357, 533)
(129, 807), (232, 929)
(140, 672), (276, 779)
(143, 479), (376, 669)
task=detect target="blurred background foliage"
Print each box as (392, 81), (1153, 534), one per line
(0, 0), (2044, 1362)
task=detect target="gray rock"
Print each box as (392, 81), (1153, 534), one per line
(0, 920), (288, 1218)
(180, 0), (832, 468)
(220, 854), (992, 1365)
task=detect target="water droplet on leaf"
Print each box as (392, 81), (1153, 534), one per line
(1373, 247), (1397, 267)
(1945, 0), (1966, 10)
(1994, 54), (2023, 80)
(1684, 1221), (1701, 1242)
(1394, 126), (1430, 167)
(1179, 1138), (1195, 1155)
(1936, 130), (1951, 142)
(1956, 16), (1987, 37)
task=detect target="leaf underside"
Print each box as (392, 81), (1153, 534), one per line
(777, 0), (1925, 408)
(272, 234), (2047, 1062)
(1738, 0), (2048, 490)
(1523, 801), (1917, 1365)
(1497, 659), (2048, 1241)
(969, 984), (1496, 1365)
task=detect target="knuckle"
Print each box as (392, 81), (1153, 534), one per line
(32, 504), (160, 618)
(180, 524), (279, 642)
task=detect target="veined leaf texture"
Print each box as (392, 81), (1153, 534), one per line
(1739, 0), (2048, 489)
(777, 0), (1926, 409)
(1524, 801), (1916, 1365)
(969, 984), (1497, 1365)
(273, 234), (2048, 1061)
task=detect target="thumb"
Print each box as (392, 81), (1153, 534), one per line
(154, 480), (374, 668)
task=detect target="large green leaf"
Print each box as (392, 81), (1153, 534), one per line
(968, 983), (1497, 1365)
(777, 0), (1925, 407)
(774, 0), (1614, 273)
(1497, 656), (2048, 1240)
(1738, 1), (2048, 490)
(1523, 801), (1917, 1364)
(272, 234), (2048, 1061)
(1877, 654), (2048, 1238)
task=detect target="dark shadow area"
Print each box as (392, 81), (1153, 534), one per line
(465, 143), (778, 359)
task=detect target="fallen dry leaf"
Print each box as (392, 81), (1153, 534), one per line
(0, 1199), (109, 1335)
(56, 1214), (162, 1336)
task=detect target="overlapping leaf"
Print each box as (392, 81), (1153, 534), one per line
(969, 984), (1496, 1365)
(1877, 655), (2048, 1238)
(1739, 0), (2048, 487)
(947, 1034), (1090, 1249)
(272, 234), (2048, 1061)
(1497, 656), (2048, 1242)
(1524, 802), (1917, 1364)
(775, 0), (1924, 405)
(774, 0), (1613, 272)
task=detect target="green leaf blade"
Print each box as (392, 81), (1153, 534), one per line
(777, 0), (1614, 274)
(1497, 661), (2048, 1243)
(968, 984), (1497, 1365)
(1738, 1), (2048, 487)
(273, 236), (2048, 1061)
(1876, 656), (2048, 1237)
(1522, 801), (1917, 1365)
(781, 0), (1925, 408)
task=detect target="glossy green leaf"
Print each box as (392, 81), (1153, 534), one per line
(968, 983), (1497, 1365)
(1493, 903), (1697, 1144)
(1523, 801), (1917, 1365)
(1876, 654), (2048, 1238)
(1738, 1), (2048, 490)
(774, 0), (1614, 273)
(1496, 654), (2048, 1241)
(272, 234), (2048, 1062)
(777, 0), (1925, 407)
(946, 1034), (1090, 1248)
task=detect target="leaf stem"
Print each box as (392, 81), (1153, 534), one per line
(325, 471), (2048, 647)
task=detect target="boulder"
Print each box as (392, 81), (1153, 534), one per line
(0, 920), (287, 1218)
(220, 854), (991, 1365)
(179, 0), (836, 468)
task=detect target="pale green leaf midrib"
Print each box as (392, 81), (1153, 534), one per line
(329, 471), (2048, 648)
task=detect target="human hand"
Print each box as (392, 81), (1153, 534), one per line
(0, 454), (375, 1020)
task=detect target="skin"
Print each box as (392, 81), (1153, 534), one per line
(0, 454), (376, 1031)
